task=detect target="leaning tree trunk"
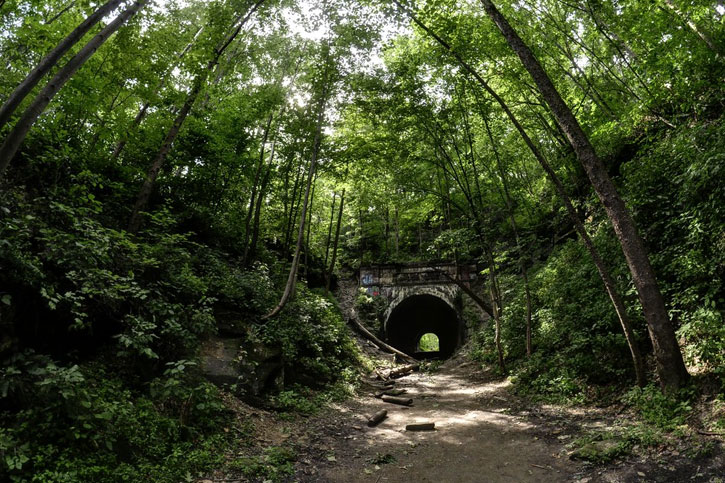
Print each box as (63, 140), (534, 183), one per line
(264, 85), (328, 319)
(0, 0), (147, 181)
(0, 0), (124, 132)
(127, 0), (265, 231)
(127, 73), (205, 232)
(661, 0), (721, 55)
(393, 0), (647, 387)
(480, 0), (687, 391)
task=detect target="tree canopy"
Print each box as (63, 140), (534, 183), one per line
(0, 0), (723, 479)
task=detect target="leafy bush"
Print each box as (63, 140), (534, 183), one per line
(229, 445), (296, 482)
(622, 384), (693, 430)
(355, 287), (387, 335)
(624, 120), (725, 382)
(262, 284), (359, 384)
(0, 353), (230, 482)
(0, 196), (218, 367)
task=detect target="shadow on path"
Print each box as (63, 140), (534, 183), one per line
(296, 363), (582, 482)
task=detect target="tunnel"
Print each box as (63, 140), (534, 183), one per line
(385, 294), (462, 359)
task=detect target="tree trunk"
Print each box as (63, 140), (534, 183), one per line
(242, 114), (274, 264)
(436, 268), (495, 319)
(482, 113), (534, 357)
(128, 73), (205, 232)
(661, 0), (721, 54)
(384, 206), (390, 256)
(0, 0), (146, 180)
(127, 0), (265, 231)
(394, 206), (399, 256)
(284, 158), (305, 259)
(359, 208), (365, 267)
(348, 315), (417, 363)
(488, 251), (506, 374)
(479, 0), (687, 390)
(323, 192), (337, 269)
(303, 171), (318, 279)
(394, 0), (647, 387)
(0, 0), (124, 132)
(264, 83), (328, 319)
(325, 188), (345, 295)
(248, 136), (278, 265)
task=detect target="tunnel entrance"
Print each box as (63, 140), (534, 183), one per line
(385, 294), (462, 359)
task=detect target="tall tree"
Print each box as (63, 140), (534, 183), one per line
(0, 0), (124, 131)
(391, 0), (647, 386)
(479, 0), (688, 390)
(265, 79), (330, 318)
(0, 0), (148, 181)
(325, 188), (345, 295)
(128, 0), (266, 232)
(111, 25), (205, 160)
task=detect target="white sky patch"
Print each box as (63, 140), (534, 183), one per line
(284, 4), (327, 42)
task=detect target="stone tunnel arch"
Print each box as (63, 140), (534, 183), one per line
(385, 291), (464, 359)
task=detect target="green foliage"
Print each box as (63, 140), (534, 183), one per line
(418, 332), (439, 352)
(355, 287), (387, 335)
(624, 121), (725, 384)
(569, 432), (632, 464)
(1, 196), (220, 365)
(367, 452), (396, 465)
(0, 0), (723, 479)
(261, 284), (359, 384)
(0, 353), (230, 482)
(570, 421), (678, 465)
(229, 445), (296, 482)
(622, 384), (694, 430)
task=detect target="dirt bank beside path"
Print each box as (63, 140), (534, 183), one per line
(294, 361), (582, 482)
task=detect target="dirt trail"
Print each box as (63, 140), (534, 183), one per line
(295, 362), (583, 482)
(300, 277), (580, 482)
(205, 279), (723, 482)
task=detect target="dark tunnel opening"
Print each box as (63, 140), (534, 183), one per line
(385, 294), (462, 359)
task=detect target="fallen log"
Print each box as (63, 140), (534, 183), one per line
(348, 317), (417, 363)
(405, 422), (435, 431)
(383, 363), (419, 379)
(382, 395), (413, 406)
(367, 409), (388, 427)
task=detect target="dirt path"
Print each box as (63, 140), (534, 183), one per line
(294, 362), (584, 482)
(203, 279), (724, 482)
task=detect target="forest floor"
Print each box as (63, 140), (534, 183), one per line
(203, 354), (724, 483)
(287, 358), (724, 483)
(201, 279), (724, 482)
